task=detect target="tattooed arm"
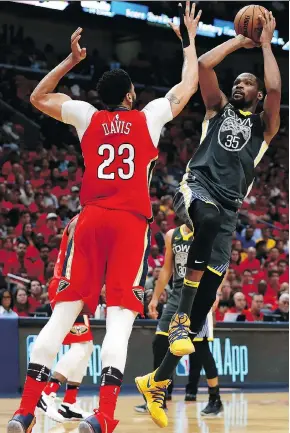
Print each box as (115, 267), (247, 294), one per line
(166, 2), (201, 118)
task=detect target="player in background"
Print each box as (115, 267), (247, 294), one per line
(36, 216), (92, 423)
(135, 9), (281, 428)
(7, 3), (201, 433)
(135, 225), (224, 418)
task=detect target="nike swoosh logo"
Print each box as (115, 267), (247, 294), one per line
(195, 260), (204, 263)
(38, 396), (47, 411)
(147, 376), (151, 388)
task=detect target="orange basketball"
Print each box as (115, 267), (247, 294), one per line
(234, 4), (268, 43)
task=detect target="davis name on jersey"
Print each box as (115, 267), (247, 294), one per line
(102, 114), (132, 136)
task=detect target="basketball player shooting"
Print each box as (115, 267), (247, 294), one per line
(7, 2), (201, 433)
(135, 8), (281, 428)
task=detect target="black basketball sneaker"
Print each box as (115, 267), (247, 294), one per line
(201, 397), (223, 416)
(58, 402), (91, 421)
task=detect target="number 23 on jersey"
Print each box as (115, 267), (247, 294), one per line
(97, 143), (135, 180)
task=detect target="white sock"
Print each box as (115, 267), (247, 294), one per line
(30, 301), (83, 369)
(101, 307), (136, 373)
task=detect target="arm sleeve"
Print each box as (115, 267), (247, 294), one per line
(61, 100), (97, 141)
(142, 98), (173, 148)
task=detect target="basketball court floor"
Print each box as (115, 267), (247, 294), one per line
(1, 392), (288, 433)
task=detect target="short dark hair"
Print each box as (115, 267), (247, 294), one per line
(255, 76), (264, 93)
(96, 69), (132, 106)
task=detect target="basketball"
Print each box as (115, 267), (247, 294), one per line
(234, 4), (269, 43)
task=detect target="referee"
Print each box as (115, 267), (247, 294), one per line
(135, 224), (223, 416)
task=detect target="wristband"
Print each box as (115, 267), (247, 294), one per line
(178, 4), (190, 48)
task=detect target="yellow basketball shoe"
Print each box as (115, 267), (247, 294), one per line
(168, 313), (195, 356)
(135, 370), (171, 428)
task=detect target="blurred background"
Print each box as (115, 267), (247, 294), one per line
(0, 0), (288, 324)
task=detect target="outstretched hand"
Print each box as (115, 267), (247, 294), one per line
(71, 27), (87, 63)
(169, 1), (202, 42)
(259, 10), (276, 46)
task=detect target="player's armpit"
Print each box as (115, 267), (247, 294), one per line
(30, 93), (71, 121)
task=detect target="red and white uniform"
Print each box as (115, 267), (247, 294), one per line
(49, 216), (93, 345)
(52, 99), (172, 315)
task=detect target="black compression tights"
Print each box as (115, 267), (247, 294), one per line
(186, 200), (222, 271)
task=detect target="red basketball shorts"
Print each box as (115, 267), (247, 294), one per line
(51, 206), (150, 315)
(49, 278), (93, 345)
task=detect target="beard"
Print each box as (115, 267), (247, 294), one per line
(131, 96), (137, 110)
(229, 95), (252, 109)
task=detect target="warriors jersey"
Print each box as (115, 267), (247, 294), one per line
(184, 103), (266, 209)
(157, 226), (213, 341)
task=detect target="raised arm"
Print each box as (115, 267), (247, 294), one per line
(30, 28), (87, 121)
(198, 35), (256, 116)
(148, 230), (174, 319)
(259, 11), (281, 143)
(166, 2), (201, 118)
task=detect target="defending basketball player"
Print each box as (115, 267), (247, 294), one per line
(135, 225), (224, 419)
(7, 3), (201, 433)
(135, 8), (281, 428)
(36, 216), (93, 423)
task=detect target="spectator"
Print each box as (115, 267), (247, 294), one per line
(28, 279), (43, 311)
(220, 280), (232, 302)
(239, 247), (260, 274)
(20, 183), (35, 207)
(145, 267), (162, 291)
(14, 211), (31, 237)
(159, 195), (174, 216)
(258, 227), (276, 251)
(0, 289), (18, 317)
(52, 177), (70, 198)
(268, 270), (281, 295)
(67, 186), (80, 213)
(273, 293), (289, 322)
(280, 282), (289, 294)
(256, 240), (268, 264)
(44, 261), (55, 282)
(277, 260), (289, 284)
(224, 292), (247, 321)
(29, 192), (45, 214)
(39, 244), (50, 268)
(17, 223), (37, 248)
(232, 240), (247, 262)
(41, 213), (58, 242)
(155, 220), (168, 254)
(229, 249), (241, 273)
(215, 300), (229, 322)
(13, 288), (32, 317)
(266, 247), (280, 265)
(148, 245), (164, 273)
(245, 294), (264, 322)
(43, 182), (58, 209)
(3, 241), (44, 283)
(240, 227), (256, 249)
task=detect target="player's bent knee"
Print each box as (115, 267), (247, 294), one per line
(30, 336), (58, 367)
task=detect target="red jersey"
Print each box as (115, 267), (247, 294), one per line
(61, 99), (173, 220)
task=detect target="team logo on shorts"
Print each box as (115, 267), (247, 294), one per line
(70, 324), (88, 336)
(218, 108), (253, 152)
(57, 279), (70, 293)
(132, 288), (144, 304)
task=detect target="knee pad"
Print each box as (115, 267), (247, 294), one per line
(188, 201), (221, 236)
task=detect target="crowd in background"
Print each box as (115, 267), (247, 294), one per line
(0, 24), (288, 323)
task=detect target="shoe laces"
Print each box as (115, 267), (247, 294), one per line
(169, 321), (189, 344)
(149, 386), (167, 409)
